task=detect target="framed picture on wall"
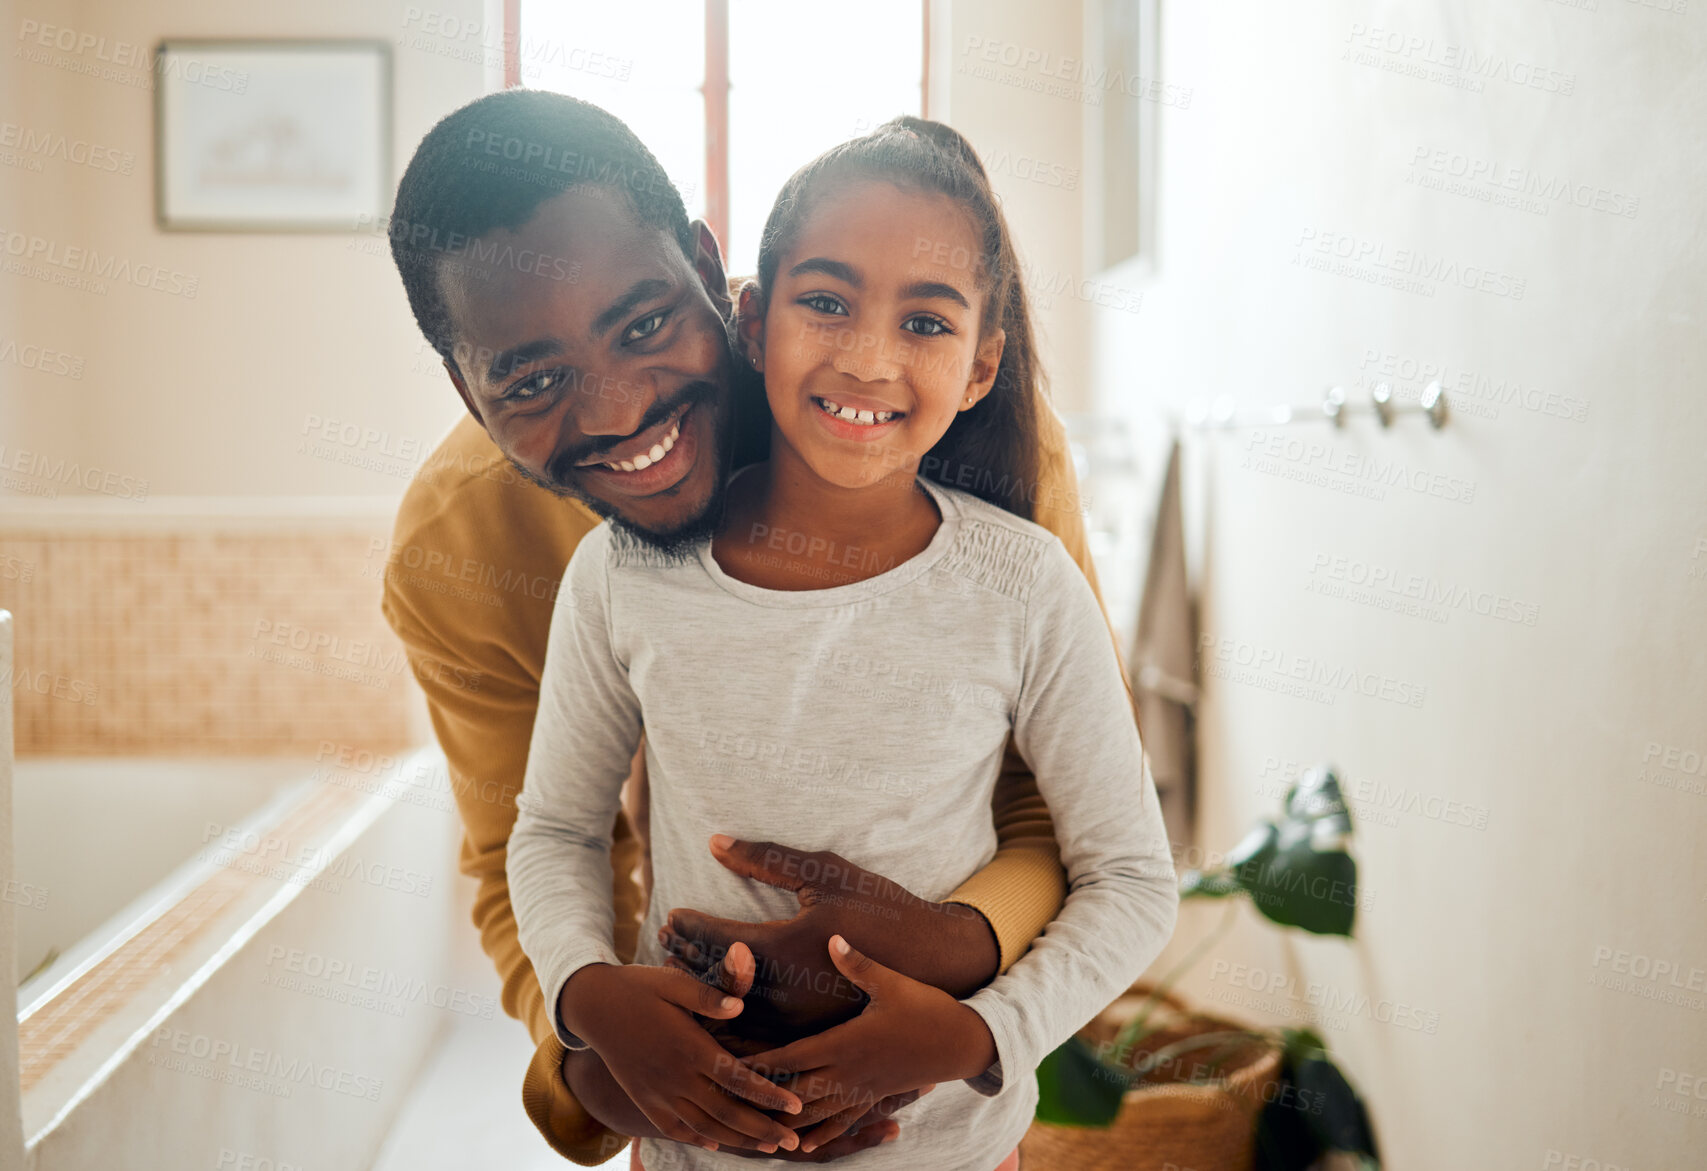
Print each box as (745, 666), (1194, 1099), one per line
(155, 40), (391, 231)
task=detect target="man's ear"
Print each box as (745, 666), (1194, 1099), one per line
(689, 219), (733, 322)
(961, 328), (1007, 410)
(735, 284), (766, 373)
(443, 360), (490, 435)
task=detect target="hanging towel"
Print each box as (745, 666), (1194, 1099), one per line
(1131, 437), (1197, 840)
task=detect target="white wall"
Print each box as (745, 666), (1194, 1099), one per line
(936, 0), (1097, 415)
(1095, 2), (1707, 1167)
(5, 0), (493, 498)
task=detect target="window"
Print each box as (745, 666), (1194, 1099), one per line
(514, 1), (925, 276)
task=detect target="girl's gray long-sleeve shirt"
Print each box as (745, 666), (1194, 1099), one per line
(510, 477), (1178, 1171)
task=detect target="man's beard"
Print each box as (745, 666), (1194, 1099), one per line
(508, 380), (732, 561)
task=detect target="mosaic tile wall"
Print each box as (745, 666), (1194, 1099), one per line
(0, 523), (417, 755)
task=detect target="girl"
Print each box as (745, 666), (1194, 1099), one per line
(510, 117), (1178, 1171)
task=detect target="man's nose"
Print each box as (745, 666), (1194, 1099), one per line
(568, 364), (656, 438)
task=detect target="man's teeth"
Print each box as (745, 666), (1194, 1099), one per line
(815, 398), (899, 426)
(603, 418), (680, 472)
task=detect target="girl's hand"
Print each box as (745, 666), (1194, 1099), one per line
(746, 935), (997, 1153)
(558, 947), (805, 1153)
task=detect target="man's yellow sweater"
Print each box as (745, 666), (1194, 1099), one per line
(380, 407), (1120, 1164)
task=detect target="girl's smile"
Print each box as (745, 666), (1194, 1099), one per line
(808, 393), (907, 441)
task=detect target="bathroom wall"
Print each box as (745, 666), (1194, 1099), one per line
(1094, 1), (1707, 1167)
(3, 0), (488, 499)
(0, 506), (416, 754)
(1, 0), (500, 753)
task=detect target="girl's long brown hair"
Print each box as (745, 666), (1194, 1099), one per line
(749, 116), (1048, 521)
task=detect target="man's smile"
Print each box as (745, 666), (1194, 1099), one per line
(575, 401), (689, 472)
(569, 399), (710, 500)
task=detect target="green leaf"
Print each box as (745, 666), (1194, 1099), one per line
(1033, 1035), (1128, 1128)
(1231, 766), (1359, 936)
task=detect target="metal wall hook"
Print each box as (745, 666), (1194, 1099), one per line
(1372, 383), (1395, 428)
(1185, 381), (1451, 432)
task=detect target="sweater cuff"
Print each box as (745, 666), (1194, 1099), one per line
(521, 1031), (632, 1166)
(944, 843), (1065, 972)
(542, 947), (623, 1050)
(960, 987), (1026, 1098)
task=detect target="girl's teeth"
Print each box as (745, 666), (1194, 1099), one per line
(816, 398), (898, 426)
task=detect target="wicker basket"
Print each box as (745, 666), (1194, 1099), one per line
(1018, 983), (1282, 1171)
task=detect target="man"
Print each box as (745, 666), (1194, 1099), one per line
(381, 89), (1125, 1165)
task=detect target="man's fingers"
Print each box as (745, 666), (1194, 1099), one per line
(789, 1083), (858, 1128)
(664, 908), (783, 965)
(800, 1102), (869, 1154)
(794, 1084), (927, 1130)
(642, 1103), (718, 1152)
(707, 836), (813, 896)
(659, 921), (717, 971)
(795, 1119), (898, 1162)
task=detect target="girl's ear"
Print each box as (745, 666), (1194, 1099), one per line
(960, 328), (1007, 411)
(736, 284), (767, 373)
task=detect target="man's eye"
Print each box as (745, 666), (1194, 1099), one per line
(800, 293), (848, 316)
(903, 314), (953, 337)
(625, 311), (668, 342)
(506, 370), (562, 401)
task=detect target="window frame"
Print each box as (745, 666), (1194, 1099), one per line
(504, 1), (928, 250)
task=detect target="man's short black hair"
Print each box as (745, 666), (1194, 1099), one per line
(389, 88), (694, 367)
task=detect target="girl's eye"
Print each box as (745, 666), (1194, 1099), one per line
(800, 293), (848, 316)
(903, 314), (953, 337)
(625, 310), (669, 342)
(506, 370), (562, 402)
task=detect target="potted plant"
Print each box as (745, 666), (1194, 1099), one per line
(1027, 766), (1382, 1171)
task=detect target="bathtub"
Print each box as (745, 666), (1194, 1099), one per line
(13, 747), (464, 1171)
(12, 758), (311, 990)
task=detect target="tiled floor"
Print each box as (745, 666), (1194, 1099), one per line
(369, 1013), (625, 1170)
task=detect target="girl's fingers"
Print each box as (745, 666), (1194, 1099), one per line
(674, 1099), (776, 1153)
(747, 1033), (834, 1078)
(690, 1083), (800, 1151)
(655, 968), (744, 1020)
(704, 1052), (804, 1115)
(826, 934), (894, 997)
(716, 940), (755, 999)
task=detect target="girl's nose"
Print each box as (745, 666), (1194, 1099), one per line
(830, 348), (903, 383)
